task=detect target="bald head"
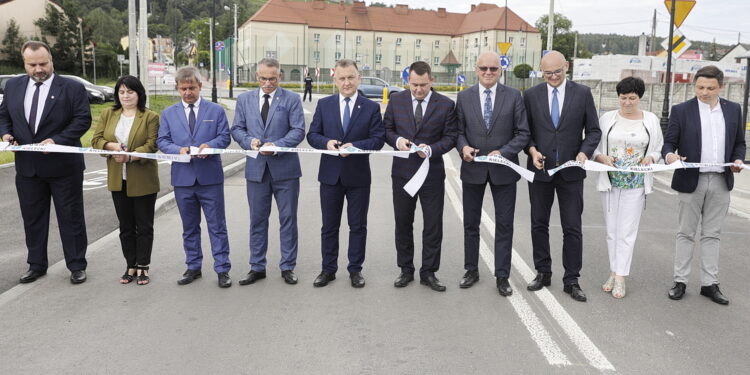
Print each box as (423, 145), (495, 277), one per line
(540, 50), (568, 88)
(476, 51), (502, 89)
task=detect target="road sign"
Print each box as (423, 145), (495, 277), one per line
(329, 67), (335, 77)
(401, 67), (410, 83)
(315, 67), (320, 77)
(499, 56), (511, 70)
(303, 67), (308, 77)
(497, 42), (512, 55)
(664, 0), (696, 28)
(147, 62), (166, 77)
(117, 54), (125, 63)
(661, 29), (691, 58)
(457, 74), (466, 84)
(215, 41), (225, 51)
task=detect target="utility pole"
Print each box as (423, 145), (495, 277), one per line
(547, 0), (555, 51)
(128, 0), (137, 76)
(78, 23), (86, 77)
(211, 0), (217, 103)
(650, 8), (657, 53)
(139, 0), (149, 103)
(92, 43), (97, 84)
(573, 32), (578, 59)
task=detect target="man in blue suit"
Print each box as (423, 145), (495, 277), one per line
(662, 66), (746, 305)
(231, 58), (305, 286)
(157, 66), (232, 288)
(307, 59), (385, 288)
(0, 41), (91, 284)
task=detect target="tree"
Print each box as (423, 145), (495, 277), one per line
(86, 7), (125, 46)
(1, 19), (26, 67)
(535, 13), (592, 62)
(513, 63), (533, 79)
(35, 1), (87, 74)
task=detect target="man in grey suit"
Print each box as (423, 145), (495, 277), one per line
(455, 51), (530, 296)
(523, 50), (601, 302)
(231, 58), (306, 285)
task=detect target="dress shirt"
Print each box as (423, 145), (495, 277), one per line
(24, 74), (54, 133)
(547, 79), (567, 116)
(182, 97), (201, 123)
(339, 92), (358, 126)
(411, 90), (432, 117)
(114, 114), (135, 180)
(258, 88), (277, 113)
(478, 83), (497, 118)
(698, 99), (726, 173)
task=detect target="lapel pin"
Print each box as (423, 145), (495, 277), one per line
(357, 105), (361, 109)
(51, 96), (55, 99)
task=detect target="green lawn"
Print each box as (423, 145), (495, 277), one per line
(1, 95), (180, 165)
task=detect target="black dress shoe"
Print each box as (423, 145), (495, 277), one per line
(420, 275), (446, 292)
(563, 283), (587, 302)
(668, 282), (686, 300)
(238, 270), (266, 285)
(350, 272), (365, 288)
(218, 272), (232, 288)
(70, 270), (87, 284)
(313, 272), (336, 287)
(394, 272), (414, 288)
(527, 272), (552, 291)
(19, 269), (46, 284)
(497, 277), (513, 297)
(700, 284), (729, 305)
(281, 270), (298, 285)
(177, 269), (202, 285)
(459, 270), (479, 288)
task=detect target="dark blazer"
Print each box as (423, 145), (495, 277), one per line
(523, 80), (601, 182)
(661, 97), (746, 192)
(384, 89), (457, 184)
(455, 83), (530, 185)
(0, 74), (91, 177)
(306, 94), (385, 187)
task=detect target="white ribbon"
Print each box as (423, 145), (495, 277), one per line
(474, 154), (536, 182)
(190, 145), (413, 159)
(0, 142), (191, 163)
(547, 159), (747, 176)
(402, 144), (430, 197)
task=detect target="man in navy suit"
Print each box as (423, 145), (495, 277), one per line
(662, 66), (746, 305)
(523, 50), (600, 302)
(157, 66), (233, 288)
(307, 59), (385, 288)
(231, 58), (305, 286)
(384, 61), (456, 292)
(0, 41), (91, 284)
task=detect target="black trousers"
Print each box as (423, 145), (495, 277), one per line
(320, 181), (370, 274)
(528, 176), (584, 285)
(392, 177), (445, 278)
(462, 179), (516, 278)
(303, 87), (313, 102)
(112, 180), (157, 267)
(16, 171), (87, 272)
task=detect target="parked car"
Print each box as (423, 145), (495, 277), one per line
(86, 87), (106, 104)
(62, 75), (115, 101)
(357, 77), (404, 99)
(0, 74), (21, 94)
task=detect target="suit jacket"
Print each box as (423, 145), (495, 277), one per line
(156, 98), (230, 187)
(306, 94), (385, 187)
(523, 80), (601, 182)
(661, 97), (746, 192)
(0, 74), (91, 177)
(230, 87), (305, 182)
(455, 83), (530, 185)
(91, 107), (160, 196)
(384, 89), (457, 184)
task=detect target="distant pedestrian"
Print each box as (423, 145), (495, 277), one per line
(303, 73), (314, 102)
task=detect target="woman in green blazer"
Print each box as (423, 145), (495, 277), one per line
(92, 75), (160, 285)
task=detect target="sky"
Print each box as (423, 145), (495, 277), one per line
(370, 0), (749, 46)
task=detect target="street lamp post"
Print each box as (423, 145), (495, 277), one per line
(211, 0), (218, 103)
(343, 16), (349, 60)
(224, 3), (237, 99)
(660, 0), (677, 134)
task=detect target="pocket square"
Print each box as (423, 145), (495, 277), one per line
(202, 119), (215, 122)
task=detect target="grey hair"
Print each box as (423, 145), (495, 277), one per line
(258, 58), (280, 69)
(175, 66), (202, 84)
(335, 59), (358, 71)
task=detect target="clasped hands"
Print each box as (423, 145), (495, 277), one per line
(397, 138), (429, 158)
(528, 146), (588, 170)
(326, 139), (354, 157)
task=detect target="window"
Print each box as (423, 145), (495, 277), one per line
(483, 36), (488, 47)
(474, 38), (478, 47)
(452, 40), (456, 49)
(520, 37), (526, 47)
(375, 54), (382, 64)
(434, 40), (440, 48)
(265, 51), (277, 59)
(376, 37), (382, 46)
(415, 55), (421, 62)
(336, 35), (341, 43)
(396, 38), (402, 46)
(355, 53), (362, 62)
(415, 39), (421, 48)
(395, 55), (401, 65)
(509, 37), (514, 43)
(356, 35), (362, 45)
(433, 56), (439, 65)
(314, 33), (320, 42)
(313, 51), (320, 62)
(335, 51), (341, 60)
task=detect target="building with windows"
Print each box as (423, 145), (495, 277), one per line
(237, 0), (541, 83)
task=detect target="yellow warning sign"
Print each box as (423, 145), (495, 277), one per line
(497, 42), (512, 55)
(661, 29), (691, 58)
(664, 0), (696, 28)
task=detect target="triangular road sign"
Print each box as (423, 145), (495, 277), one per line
(664, 0), (696, 28)
(497, 42), (512, 55)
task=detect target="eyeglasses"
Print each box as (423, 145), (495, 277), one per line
(543, 68), (564, 77)
(258, 76), (278, 83)
(478, 66), (500, 72)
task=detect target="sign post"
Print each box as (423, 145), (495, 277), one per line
(660, 0), (695, 134)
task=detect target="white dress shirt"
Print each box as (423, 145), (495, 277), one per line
(258, 88), (277, 114)
(182, 96), (202, 123)
(114, 114), (135, 180)
(547, 79), (567, 116)
(478, 83), (497, 118)
(698, 99), (726, 173)
(24, 74), (54, 133)
(339, 92), (358, 125)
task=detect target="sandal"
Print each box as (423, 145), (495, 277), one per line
(602, 274), (615, 293)
(120, 268), (136, 284)
(136, 265), (150, 285)
(612, 278), (626, 299)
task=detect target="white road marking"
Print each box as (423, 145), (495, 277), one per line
(444, 155), (616, 372)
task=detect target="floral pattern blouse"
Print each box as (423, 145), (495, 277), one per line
(606, 114), (650, 189)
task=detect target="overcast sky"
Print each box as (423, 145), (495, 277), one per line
(370, 0), (749, 46)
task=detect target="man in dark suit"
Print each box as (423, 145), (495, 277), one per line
(662, 66), (746, 305)
(306, 59), (385, 288)
(303, 73), (313, 102)
(523, 50), (600, 302)
(157, 66), (233, 288)
(0, 41), (91, 284)
(231, 58), (305, 286)
(384, 61), (457, 292)
(455, 52), (530, 296)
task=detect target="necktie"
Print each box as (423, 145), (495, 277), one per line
(483, 89), (492, 130)
(261, 94), (270, 125)
(188, 103), (196, 134)
(551, 88), (560, 128)
(414, 99), (424, 127)
(28, 82), (43, 135)
(343, 97), (351, 132)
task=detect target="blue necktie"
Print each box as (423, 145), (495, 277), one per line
(483, 89), (492, 130)
(343, 97), (351, 132)
(188, 103), (196, 134)
(551, 88), (560, 128)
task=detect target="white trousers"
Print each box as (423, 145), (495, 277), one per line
(601, 188), (645, 276)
